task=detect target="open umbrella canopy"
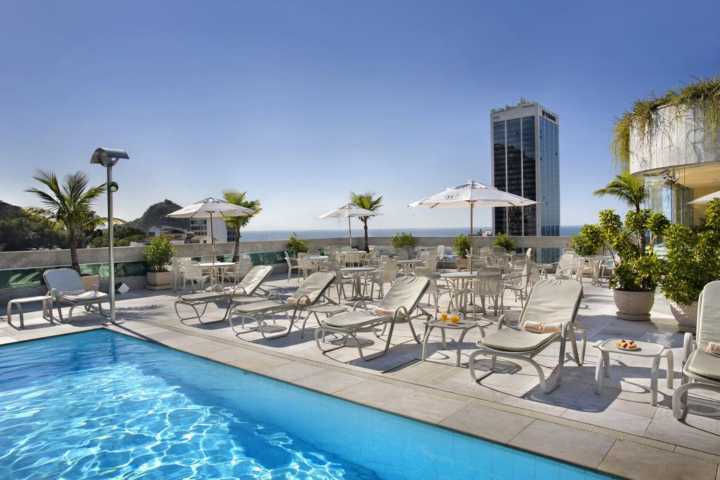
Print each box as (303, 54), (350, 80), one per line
(167, 197), (254, 219)
(318, 203), (378, 219)
(689, 190), (720, 205)
(409, 180), (536, 209)
(409, 180), (536, 235)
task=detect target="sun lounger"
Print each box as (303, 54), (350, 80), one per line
(174, 265), (273, 324)
(468, 278), (585, 393)
(314, 276), (431, 361)
(673, 280), (720, 420)
(229, 271), (336, 339)
(43, 268), (109, 322)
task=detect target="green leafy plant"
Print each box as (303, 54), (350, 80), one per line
(594, 172), (646, 213)
(452, 234), (472, 258)
(493, 233), (516, 252)
(612, 77), (720, 168)
(286, 233), (308, 257)
(661, 199), (720, 305)
(391, 232), (417, 249)
(351, 192), (383, 252)
(223, 190), (261, 262)
(571, 224), (604, 257)
(597, 208), (668, 291)
(143, 235), (175, 273)
(26, 171), (106, 272)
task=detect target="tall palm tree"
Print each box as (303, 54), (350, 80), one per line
(27, 171), (106, 272)
(223, 190), (261, 262)
(351, 192), (383, 252)
(593, 172), (646, 213)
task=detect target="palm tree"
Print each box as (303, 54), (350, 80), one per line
(351, 192), (383, 252)
(223, 190), (261, 261)
(27, 171), (106, 272)
(593, 172), (646, 213)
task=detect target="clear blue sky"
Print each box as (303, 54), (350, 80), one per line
(1, 0), (718, 231)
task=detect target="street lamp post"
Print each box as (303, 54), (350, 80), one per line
(90, 147), (129, 324)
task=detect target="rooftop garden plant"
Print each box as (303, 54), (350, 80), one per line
(143, 235), (175, 273)
(223, 190), (261, 262)
(452, 234), (472, 258)
(493, 233), (516, 253)
(571, 224), (604, 257)
(612, 77), (720, 168)
(286, 233), (308, 257)
(391, 232), (417, 249)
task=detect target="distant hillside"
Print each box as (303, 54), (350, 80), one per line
(0, 200), (23, 219)
(129, 199), (189, 232)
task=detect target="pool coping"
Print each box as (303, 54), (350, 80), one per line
(100, 321), (719, 480)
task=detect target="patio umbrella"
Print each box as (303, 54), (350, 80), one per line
(689, 190), (720, 205)
(168, 197), (254, 265)
(319, 203), (379, 247)
(409, 180), (536, 235)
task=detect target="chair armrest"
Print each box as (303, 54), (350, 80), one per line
(352, 300), (368, 311)
(682, 332), (695, 366)
(497, 314), (506, 330)
(291, 294), (312, 307)
(392, 306), (409, 322)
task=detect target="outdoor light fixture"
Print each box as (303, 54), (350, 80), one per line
(90, 147), (129, 324)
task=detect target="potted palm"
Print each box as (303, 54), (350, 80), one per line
(453, 234), (472, 270)
(286, 233), (308, 257)
(391, 232), (417, 260)
(493, 233), (516, 253)
(598, 208), (668, 321)
(661, 199), (720, 331)
(144, 235), (175, 290)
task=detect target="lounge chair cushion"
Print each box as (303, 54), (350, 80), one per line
(43, 268), (86, 295)
(481, 328), (558, 352)
(62, 290), (108, 303)
(698, 281), (720, 346)
(289, 272), (335, 305)
(520, 279), (582, 328)
(231, 299), (290, 314)
(322, 310), (387, 329)
(376, 276), (430, 312)
(686, 350), (720, 381)
(234, 265), (273, 296)
(178, 291), (229, 303)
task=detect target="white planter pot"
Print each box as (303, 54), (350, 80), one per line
(146, 271), (172, 290)
(669, 301), (698, 332)
(613, 289), (654, 321)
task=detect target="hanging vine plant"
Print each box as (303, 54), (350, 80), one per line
(612, 77), (720, 168)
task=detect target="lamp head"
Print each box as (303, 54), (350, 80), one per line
(90, 147), (129, 167)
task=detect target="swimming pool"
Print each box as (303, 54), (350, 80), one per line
(0, 330), (610, 479)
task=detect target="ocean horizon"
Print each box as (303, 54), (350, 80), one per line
(238, 226), (582, 242)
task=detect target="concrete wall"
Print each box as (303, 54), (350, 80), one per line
(0, 235), (571, 304)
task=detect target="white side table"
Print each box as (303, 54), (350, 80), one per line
(421, 318), (485, 366)
(6, 295), (54, 329)
(594, 339), (674, 406)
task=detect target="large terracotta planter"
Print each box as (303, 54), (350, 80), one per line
(613, 289), (654, 321)
(146, 271), (172, 290)
(669, 301), (698, 332)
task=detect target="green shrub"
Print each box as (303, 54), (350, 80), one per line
(286, 233), (308, 257)
(143, 235), (174, 273)
(391, 232), (417, 249)
(453, 234), (472, 258)
(493, 233), (516, 252)
(661, 199), (720, 305)
(571, 224), (604, 257)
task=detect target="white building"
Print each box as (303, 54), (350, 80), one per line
(189, 218), (229, 244)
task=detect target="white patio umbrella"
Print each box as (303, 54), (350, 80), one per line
(689, 190), (720, 205)
(168, 197), (255, 265)
(319, 203), (379, 247)
(409, 180), (536, 235)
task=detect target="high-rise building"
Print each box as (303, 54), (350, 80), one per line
(491, 99), (560, 262)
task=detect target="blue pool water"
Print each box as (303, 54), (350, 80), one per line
(0, 331), (610, 479)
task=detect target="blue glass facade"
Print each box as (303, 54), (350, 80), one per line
(492, 104), (560, 263)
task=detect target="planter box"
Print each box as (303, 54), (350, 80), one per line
(669, 301), (698, 333)
(146, 271), (172, 290)
(613, 289), (654, 321)
(455, 257), (469, 271)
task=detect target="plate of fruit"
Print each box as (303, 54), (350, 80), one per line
(616, 339), (640, 351)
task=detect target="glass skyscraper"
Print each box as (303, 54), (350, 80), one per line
(491, 100), (560, 262)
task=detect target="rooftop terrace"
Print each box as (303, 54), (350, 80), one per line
(2, 269), (719, 480)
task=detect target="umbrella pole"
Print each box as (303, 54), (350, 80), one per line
(348, 216), (352, 248)
(469, 203), (474, 236)
(209, 212), (216, 264)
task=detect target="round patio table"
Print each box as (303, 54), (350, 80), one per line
(593, 339), (674, 406)
(340, 266), (376, 300)
(196, 261), (235, 284)
(396, 259), (424, 275)
(441, 271), (477, 313)
(421, 317), (485, 366)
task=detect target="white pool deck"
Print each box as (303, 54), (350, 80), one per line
(2, 275), (720, 480)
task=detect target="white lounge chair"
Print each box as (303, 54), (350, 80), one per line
(174, 265), (274, 324)
(468, 278), (585, 393)
(229, 271), (336, 339)
(673, 280), (720, 420)
(43, 268), (109, 322)
(315, 276), (431, 361)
